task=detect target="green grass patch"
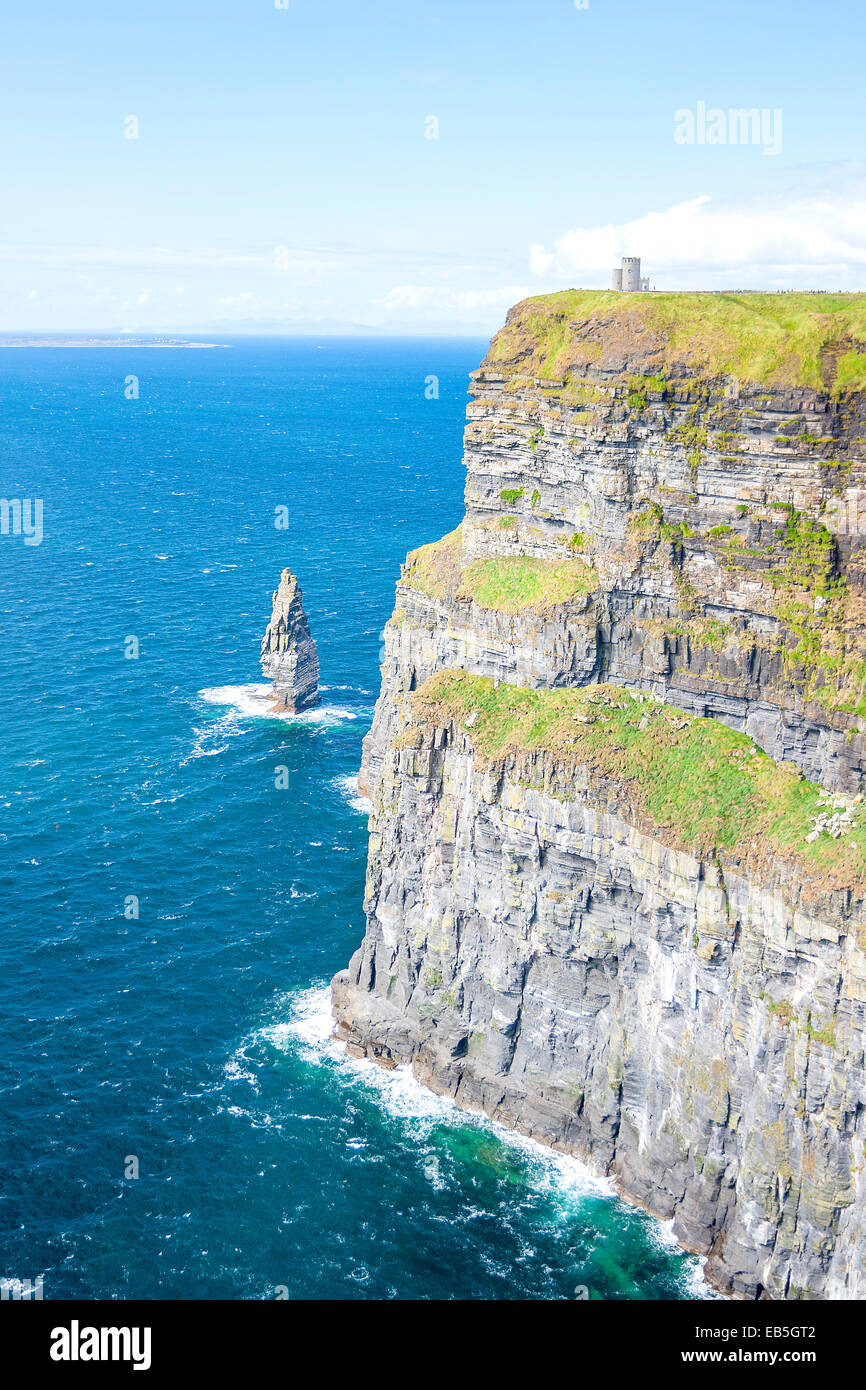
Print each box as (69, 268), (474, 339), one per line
(401, 526), (464, 600)
(484, 290), (866, 391)
(459, 555), (597, 613)
(409, 671), (866, 888)
(833, 351), (866, 392)
(722, 504), (866, 716)
(627, 374), (668, 409)
(628, 500), (689, 544)
(401, 528), (598, 614)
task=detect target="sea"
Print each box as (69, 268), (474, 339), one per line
(0, 336), (711, 1300)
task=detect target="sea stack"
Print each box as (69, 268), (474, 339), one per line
(260, 569), (319, 712)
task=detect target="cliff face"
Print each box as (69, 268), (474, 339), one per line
(261, 569), (319, 712)
(332, 291), (866, 1299)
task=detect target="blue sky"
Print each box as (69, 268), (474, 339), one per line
(2, 0), (864, 333)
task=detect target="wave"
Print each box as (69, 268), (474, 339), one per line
(651, 1219), (720, 1299)
(331, 772), (372, 814)
(198, 683), (359, 727)
(180, 707), (247, 766)
(286, 987), (612, 1187)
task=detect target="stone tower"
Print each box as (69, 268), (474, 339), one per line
(621, 256), (641, 292)
(610, 255), (650, 292)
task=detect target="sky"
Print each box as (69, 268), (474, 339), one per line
(2, 0), (865, 335)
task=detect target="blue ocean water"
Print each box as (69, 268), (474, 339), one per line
(0, 338), (708, 1300)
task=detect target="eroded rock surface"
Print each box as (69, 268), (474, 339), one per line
(333, 292), (866, 1297)
(261, 569), (319, 712)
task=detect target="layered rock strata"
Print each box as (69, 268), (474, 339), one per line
(261, 568), (319, 712)
(333, 292), (866, 1298)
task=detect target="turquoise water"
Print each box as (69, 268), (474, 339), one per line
(0, 338), (708, 1300)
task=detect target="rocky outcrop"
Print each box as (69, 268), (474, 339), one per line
(333, 292), (866, 1298)
(261, 569), (319, 712)
(333, 718), (866, 1301)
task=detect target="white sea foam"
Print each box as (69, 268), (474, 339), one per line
(642, 1221), (720, 1299)
(180, 707), (248, 765)
(182, 737), (230, 764)
(289, 884), (316, 900)
(650, 1218), (720, 1298)
(332, 772), (372, 814)
(199, 683), (358, 726)
(285, 984), (341, 1056)
(686, 1255), (721, 1299)
(224, 1057), (257, 1087)
(649, 1217), (718, 1298)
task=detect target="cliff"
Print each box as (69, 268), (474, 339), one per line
(332, 291), (866, 1299)
(261, 569), (319, 712)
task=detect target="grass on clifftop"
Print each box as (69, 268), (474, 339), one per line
(402, 527), (465, 600)
(402, 527), (597, 613)
(409, 671), (866, 888)
(484, 290), (866, 391)
(460, 555), (596, 612)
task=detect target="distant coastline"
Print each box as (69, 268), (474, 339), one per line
(0, 336), (228, 349)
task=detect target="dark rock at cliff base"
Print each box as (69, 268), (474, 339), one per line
(260, 569), (319, 712)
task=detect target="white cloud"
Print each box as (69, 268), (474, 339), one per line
(530, 177), (866, 289)
(383, 284), (531, 320)
(0, 243), (344, 274)
(0, 244), (259, 271)
(529, 244), (554, 276)
(215, 291), (254, 306)
(273, 245), (343, 279)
